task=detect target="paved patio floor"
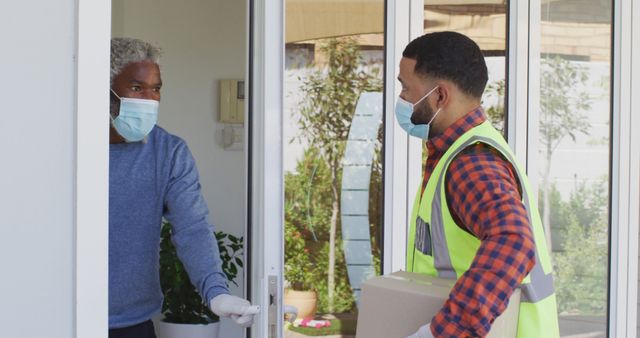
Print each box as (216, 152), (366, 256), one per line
(283, 315), (607, 338)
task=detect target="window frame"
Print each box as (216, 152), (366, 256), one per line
(383, 0), (422, 274)
(609, 0), (640, 336)
(75, 0), (110, 337)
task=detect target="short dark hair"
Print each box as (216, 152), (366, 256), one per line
(403, 31), (488, 98)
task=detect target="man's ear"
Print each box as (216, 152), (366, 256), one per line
(435, 84), (449, 107)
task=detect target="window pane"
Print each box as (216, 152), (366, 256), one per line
(424, 1), (508, 134)
(536, 1), (611, 337)
(284, 1), (384, 335)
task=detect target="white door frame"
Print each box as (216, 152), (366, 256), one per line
(75, 0), (110, 337)
(249, 0), (285, 337)
(609, 0), (640, 336)
(506, 0), (532, 166)
(383, 0), (421, 274)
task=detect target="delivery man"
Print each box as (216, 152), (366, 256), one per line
(397, 32), (560, 338)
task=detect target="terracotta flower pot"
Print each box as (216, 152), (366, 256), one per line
(284, 289), (318, 319)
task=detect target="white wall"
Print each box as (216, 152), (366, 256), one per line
(0, 1), (76, 337)
(111, 1), (247, 336)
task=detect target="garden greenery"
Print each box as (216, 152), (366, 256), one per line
(159, 221), (243, 324)
(285, 147), (359, 313)
(287, 37), (382, 313)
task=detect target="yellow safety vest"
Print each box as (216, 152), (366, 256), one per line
(406, 121), (560, 338)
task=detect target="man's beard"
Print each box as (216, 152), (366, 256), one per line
(410, 99), (435, 125)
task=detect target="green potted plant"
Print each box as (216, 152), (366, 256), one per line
(284, 222), (317, 320)
(157, 221), (243, 338)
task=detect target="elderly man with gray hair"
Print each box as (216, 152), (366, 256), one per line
(108, 37), (259, 338)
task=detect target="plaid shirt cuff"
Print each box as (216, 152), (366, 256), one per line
(431, 310), (475, 338)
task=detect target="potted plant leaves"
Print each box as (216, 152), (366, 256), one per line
(284, 222), (317, 320)
(157, 221), (243, 338)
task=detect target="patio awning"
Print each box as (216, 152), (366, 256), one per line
(285, 0), (384, 43)
(285, 0), (590, 55)
(285, 0), (508, 44)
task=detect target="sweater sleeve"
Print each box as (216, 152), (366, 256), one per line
(429, 144), (536, 338)
(163, 140), (230, 303)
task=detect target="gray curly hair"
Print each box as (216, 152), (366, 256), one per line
(110, 37), (162, 84)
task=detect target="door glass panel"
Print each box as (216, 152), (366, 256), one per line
(535, 1), (611, 337)
(111, 2), (249, 337)
(424, 1), (508, 134)
(284, 1), (384, 335)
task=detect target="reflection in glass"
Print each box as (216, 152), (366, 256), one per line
(536, 1), (611, 337)
(284, 1), (384, 336)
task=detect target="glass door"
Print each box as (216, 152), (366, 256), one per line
(282, 1), (385, 336)
(250, 1), (389, 337)
(530, 1), (612, 336)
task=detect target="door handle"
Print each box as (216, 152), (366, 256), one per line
(268, 275), (279, 338)
(283, 304), (298, 323)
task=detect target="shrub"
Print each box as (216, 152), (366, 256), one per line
(159, 221), (243, 324)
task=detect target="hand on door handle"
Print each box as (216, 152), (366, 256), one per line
(210, 294), (261, 327)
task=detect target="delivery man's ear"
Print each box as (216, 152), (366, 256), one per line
(434, 83), (449, 108)
(437, 80), (475, 108)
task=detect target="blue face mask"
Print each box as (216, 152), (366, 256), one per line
(394, 86), (441, 140)
(110, 89), (159, 142)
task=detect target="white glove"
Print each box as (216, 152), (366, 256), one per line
(406, 323), (435, 338)
(209, 294), (261, 327)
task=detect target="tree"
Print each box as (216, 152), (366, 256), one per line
(296, 37), (382, 311)
(539, 56), (592, 251)
(551, 181), (608, 314)
(285, 147), (358, 313)
(483, 79), (506, 135)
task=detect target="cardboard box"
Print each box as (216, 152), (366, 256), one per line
(356, 271), (520, 338)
